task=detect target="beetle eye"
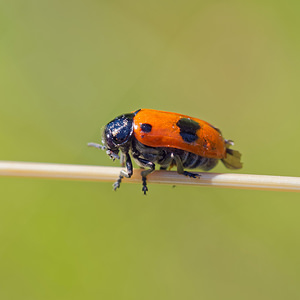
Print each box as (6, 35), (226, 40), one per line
(112, 130), (127, 144)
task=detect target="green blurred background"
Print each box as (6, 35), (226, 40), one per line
(1, 1), (300, 299)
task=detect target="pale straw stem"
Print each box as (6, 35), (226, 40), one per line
(0, 161), (299, 192)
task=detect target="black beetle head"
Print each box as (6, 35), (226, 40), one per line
(103, 113), (134, 152)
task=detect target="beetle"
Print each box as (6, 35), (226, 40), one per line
(89, 109), (242, 194)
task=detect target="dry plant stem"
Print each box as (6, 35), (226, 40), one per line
(0, 161), (300, 192)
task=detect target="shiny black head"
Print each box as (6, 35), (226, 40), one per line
(103, 113), (134, 152)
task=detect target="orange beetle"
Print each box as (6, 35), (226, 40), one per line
(89, 109), (242, 194)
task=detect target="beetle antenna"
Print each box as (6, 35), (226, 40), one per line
(87, 142), (106, 150)
(88, 143), (120, 160)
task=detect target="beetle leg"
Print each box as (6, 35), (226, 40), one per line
(134, 157), (155, 195)
(172, 154), (200, 179)
(120, 152), (126, 167)
(106, 150), (120, 161)
(113, 153), (133, 191)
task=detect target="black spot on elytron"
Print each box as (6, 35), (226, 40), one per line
(140, 123), (152, 133)
(176, 118), (200, 143)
